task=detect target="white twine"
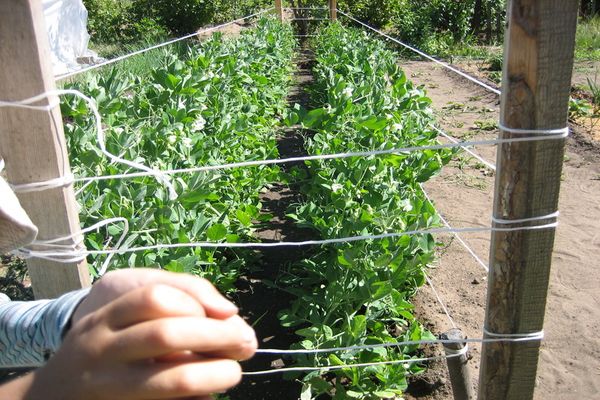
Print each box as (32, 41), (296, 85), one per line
(14, 217), (129, 275)
(432, 126), (496, 171)
(10, 174), (75, 193)
(284, 7), (328, 11)
(483, 328), (544, 341)
(254, 333), (545, 355)
(443, 344), (469, 356)
(243, 353), (461, 376)
(336, 9), (502, 96)
(15, 217), (559, 262)
(498, 124), (570, 136)
(0, 90), (178, 200)
(55, 9), (275, 81)
(244, 332), (545, 375)
(0, 97), (60, 112)
(492, 212), (560, 226)
(420, 185), (490, 272)
(425, 274), (457, 329)
(73, 129), (568, 185)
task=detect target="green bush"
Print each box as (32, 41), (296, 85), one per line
(84, 0), (168, 44)
(84, 0), (272, 45)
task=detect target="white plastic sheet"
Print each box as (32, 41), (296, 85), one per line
(43, 0), (96, 76)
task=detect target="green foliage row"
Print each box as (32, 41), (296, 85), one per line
(278, 24), (451, 399)
(61, 18), (296, 289)
(84, 0), (273, 45)
(291, 0), (505, 53)
(84, 0), (505, 53)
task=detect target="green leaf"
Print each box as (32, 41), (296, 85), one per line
(371, 281), (393, 300)
(309, 377), (332, 394)
(165, 260), (184, 273)
(236, 209), (252, 226)
(206, 223), (227, 241)
(359, 116), (388, 131)
(346, 390), (364, 398)
(300, 383), (313, 400)
(180, 189), (219, 206)
(350, 315), (367, 339)
(374, 391), (397, 398)
(303, 108), (325, 128)
(226, 234), (240, 243)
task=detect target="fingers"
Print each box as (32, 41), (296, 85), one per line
(103, 285), (206, 329)
(151, 272), (239, 319)
(129, 359), (242, 399)
(97, 269), (239, 319)
(109, 317), (257, 362)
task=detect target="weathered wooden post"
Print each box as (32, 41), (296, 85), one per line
(478, 1), (579, 399)
(0, 0), (91, 298)
(329, 0), (337, 21)
(275, 0), (284, 22)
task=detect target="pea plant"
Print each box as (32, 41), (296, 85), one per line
(280, 24), (451, 399)
(61, 18), (296, 290)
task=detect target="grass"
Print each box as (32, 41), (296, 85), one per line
(61, 39), (193, 85)
(399, 15), (599, 64)
(576, 16), (600, 61)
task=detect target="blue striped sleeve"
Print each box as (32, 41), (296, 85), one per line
(0, 288), (90, 368)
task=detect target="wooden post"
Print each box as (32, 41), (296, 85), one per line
(275, 0), (283, 22)
(329, 0), (337, 21)
(0, 0), (90, 298)
(442, 329), (475, 400)
(478, 1), (578, 399)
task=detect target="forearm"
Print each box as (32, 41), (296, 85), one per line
(0, 289), (90, 368)
(0, 372), (35, 400)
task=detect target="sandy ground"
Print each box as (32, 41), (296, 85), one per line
(401, 61), (600, 400)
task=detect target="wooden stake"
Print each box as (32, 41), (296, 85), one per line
(0, 0), (90, 298)
(442, 329), (475, 400)
(329, 0), (337, 21)
(478, 1), (578, 399)
(275, 0), (283, 22)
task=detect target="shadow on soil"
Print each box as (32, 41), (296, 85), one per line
(228, 44), (316, 400)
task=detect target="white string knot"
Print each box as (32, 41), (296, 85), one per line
(10, 173), (75, 193)
(13, 218), (129, 275)
(498, 124), (569, 138)
(0, 97), (60, 112)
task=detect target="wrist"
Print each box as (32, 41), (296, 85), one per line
(0, 372), (36, 400)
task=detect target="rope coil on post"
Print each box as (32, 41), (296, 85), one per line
(482, 329), (545, 341)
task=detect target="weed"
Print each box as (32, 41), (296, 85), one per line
(474, 119), (498, 131)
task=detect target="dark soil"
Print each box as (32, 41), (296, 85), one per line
(228, 44), (316, 400)
(0, 256), (33, 301)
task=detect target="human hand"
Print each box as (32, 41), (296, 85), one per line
(25, 272), (256, 400)
(73, 268), (240, 323)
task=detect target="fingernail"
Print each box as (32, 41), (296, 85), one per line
(214, 297), (238, 313)
(243, 326), (257, 343)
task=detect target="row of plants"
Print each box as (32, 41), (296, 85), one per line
(61, 18), (296, 289)
(278, 24), (451, 399)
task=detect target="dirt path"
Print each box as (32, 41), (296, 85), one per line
(228, 45), (316, 400)
(401, 61), (600, 400)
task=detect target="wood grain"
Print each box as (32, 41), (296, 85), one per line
(477, 1), (579, 399)
(329, 0), (337, 21)
(0, 0), (90, 298)
(275, 0), (283, 21)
